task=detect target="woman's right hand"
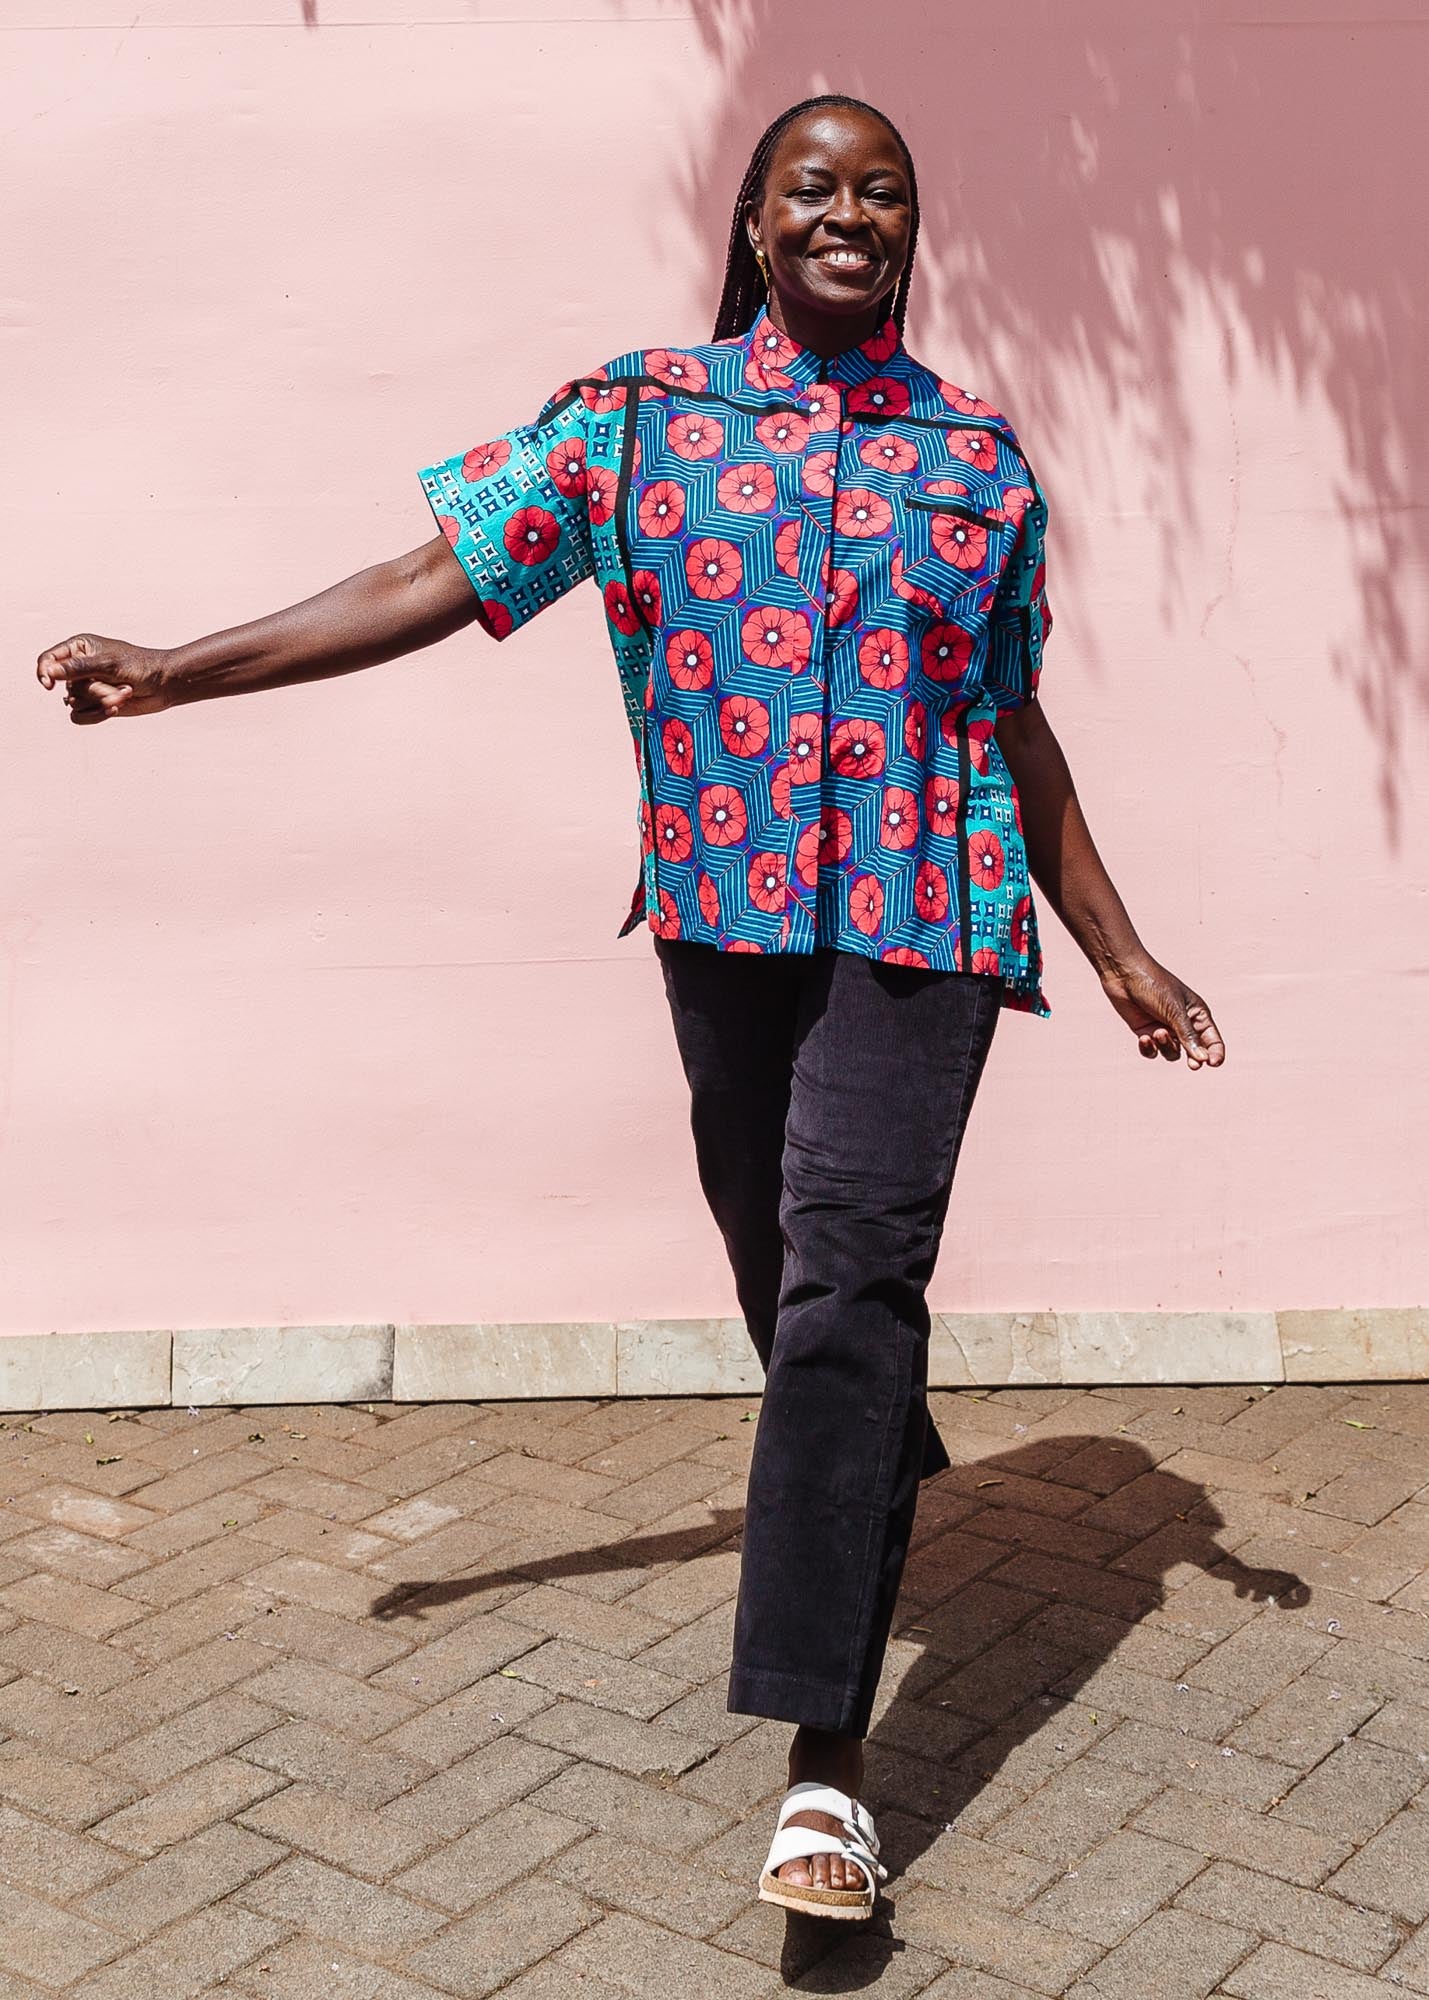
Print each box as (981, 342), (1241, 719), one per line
(37, 634), (173, 724)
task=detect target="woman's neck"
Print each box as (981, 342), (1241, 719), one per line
(764, 288), (886, 360)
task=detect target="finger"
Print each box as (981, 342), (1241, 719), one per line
(37, 636), (99, 689)
(1137, 1033), (1158, 1060)
(1186, 1003), (1226, 1068)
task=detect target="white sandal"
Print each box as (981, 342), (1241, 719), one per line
(757, 1780), (887, 1919)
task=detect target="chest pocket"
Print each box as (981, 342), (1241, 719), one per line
(901, 480), (1007, 615)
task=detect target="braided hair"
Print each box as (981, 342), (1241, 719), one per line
(712, 95), (921, 342)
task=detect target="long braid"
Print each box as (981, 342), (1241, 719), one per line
(712, 95), (921, 341)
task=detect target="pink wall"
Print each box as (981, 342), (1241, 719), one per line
(4, 0), (1426, 1336)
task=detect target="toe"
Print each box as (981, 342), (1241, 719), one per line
(778, 1858), (812, 1887)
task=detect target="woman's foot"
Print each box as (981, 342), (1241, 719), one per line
(774, 1725), (867, 1891)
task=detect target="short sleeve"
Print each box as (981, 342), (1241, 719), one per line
(419, 387), (595, 638)
(986, 473), (1052, 706)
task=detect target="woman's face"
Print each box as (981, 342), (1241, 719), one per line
(747, 106), (913, 335)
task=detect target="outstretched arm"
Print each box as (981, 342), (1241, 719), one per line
(996, 699), (1226, 1068)
(37, 533), (482, 723)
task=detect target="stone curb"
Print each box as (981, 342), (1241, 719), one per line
(0, 1308), (1422, 1410)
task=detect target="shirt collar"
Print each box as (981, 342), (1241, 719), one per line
(741, 306), (905, 387)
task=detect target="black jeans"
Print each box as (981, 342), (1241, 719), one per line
(656, 939), (1002, 1738)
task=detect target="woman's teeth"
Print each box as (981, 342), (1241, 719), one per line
(821, 249), (872, 268)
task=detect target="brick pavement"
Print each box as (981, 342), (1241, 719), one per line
(0, 1381), (1425, 1996)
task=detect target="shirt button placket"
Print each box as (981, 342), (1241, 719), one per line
(788, 379), (842, 950)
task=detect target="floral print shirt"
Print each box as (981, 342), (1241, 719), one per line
(420, 308), (1054, 1015)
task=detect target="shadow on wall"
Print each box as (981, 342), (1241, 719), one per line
(671, 0), (1427, 844)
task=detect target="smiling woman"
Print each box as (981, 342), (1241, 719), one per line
(35, 90), (1226, 1928)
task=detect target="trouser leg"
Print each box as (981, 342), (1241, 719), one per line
(657, 938), (954, 1473)
(727, 951), (1002, 1737)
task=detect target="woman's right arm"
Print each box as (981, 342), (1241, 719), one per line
(36, 533), (482, 724)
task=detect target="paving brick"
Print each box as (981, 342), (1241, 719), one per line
(617, 1547), (741, 1623)
(1304, 1460), (1426, 1525)
(363, 1517), (520, 1586)
(1027, 1828), (1204, 1945)
(915, 1972), (1041, 2000)
(240, 1656), (421, 1739)
(111, 1533), (272, 1609)
(1323, 1806), (1429, 1920)
(893, 1887), (1102, 1994)
(241, 1554), (385, 1619)
(1384, 1922), (1429, 1995)
(0, 1745), (141, 1830)
(1272, 1736), (1424, 1839)
(239, 1718), (433, 1807)
(893, 1578), (1044, 1665)
(894, 1824), (1059, 1907)
(356, 1494), (464, 1541)
(402, 1875), (598, 1996)
(516, 1698), (712, 1776)
(1064, 1907), (1253, 1999)
(556, 1911), (781, 2000)
(106, 1633), (276, 1728)
(0, 1570), (147, 1641)
(1182, 1619), (1333, 1703)
(111, 1579), (275, 1664)
(1174, 1858), (1399, 1970)
(0, 1621), (141, 1695)
(990, 1759), (1162, 1865)
(236, 1852), (446, 1954)
(101, 1690), (280, 1785)
(392, 1797), (583, 1911)
(66, 1904), (288, 2000)
(1129, 1786), (1351, 1885)
(366, 1612), (538, 1701)
(89, 1756), (285, 1856)
(251, 1464), (402, 1522)
(0, 1801), (127, 1895)
(121, 1490), (270, 1560)
(548, 1829), (750, 1938)
(1090, 1720), (1298, 1810)
(239, 1782), (438, 1879)
(1226, 1677), (1381, 1763)
(503, 1637), (691, 1718)
(377, 1674), (552, 1768)
(0, 1879), (122, 1984)
(242, 1510), (397, 1568)
(1055, 1660), (1246, 1738)
(233, 1935), (463, 1999)
(79, 1820), (286, 1938)
(0, 1675), (140, 1758)
(1360, 1694), (1429, 1755)
(990, 1550), (1159, 1623)
(948, 1504), (1126, 1567)
(383, 1734), (570, 1839)
(1219, 1940), (1406, 2000)
(241, 1602), (414, 1676)
(530, 1761), (732, 1851)
(783, 1932), (950, 1996)
(1306, 1635), (1429, 1702)
(12, 1484), (158, 1540)
(675, 1717), (789, 1810)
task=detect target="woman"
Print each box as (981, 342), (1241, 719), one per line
(38, 95), (1224, 1920)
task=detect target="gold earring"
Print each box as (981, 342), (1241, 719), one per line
(754, 246), (769, 283)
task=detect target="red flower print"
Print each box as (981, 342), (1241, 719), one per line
(631, 569), (661, 624)
(639, 799), (653, 854)
(654, 802), (694, 866)
(882, 946), (929, 967)
(770, 764), (792, 818)
(925, 774), (960, 836)
(662, 716), (695, 777)
(755, 410), (810, 454)
(719, 693), (770, 758)
(747, 852), (787, 914)
(545, 436), (587, 497)
(717, 463), (777, 514)
(931, 514), (989, 571)
(665, 628), (713, 690)
(479, 598), (513, 639)
(1013, 785), (1024, 835)
(787, 713), (822, 781)
(1001, 484), (1034, 525)
(803, 387), (839, 432)
(580, 372), (627, 413)
(847, 376), (910, 418)
(849, 873), (884, 935)
(697, 872), (721, 927)
(827, 568), (859, 628)
(948, 429), (999, 473)
(643, 348), (709, 393)
(753, 322), (800, 373)
(857, 628), (910, 690)
(604, 580), (640, 635)
(726, 939), (763, 952)
(860, 433), (919, 475)
(775, 519), (802, 576)
(437, 515), (460, 546)
(921, 621), (974, 681)
(795, 822), (822, 886)
(586, 465), (619, 526)
(668, 412), (724, 461)
(638, 479), (686, 538)
(699, 783), (748, 846)
(652, 888), (681, 938)
(686, 538), (742, 600)
(1012, 895), (1033, 955)
(503, 506), (560, 566)
(940, 381), (997, 419)
(741, 604), (812, 672)
(968, 718), (995, 774)
(803, 452), (838, 498)
(972, 947), (1002, 976)
(904, 700), (927, 759)
(968, 829), (1005, 891)
(890, 549), (942, 613)
(461, 439), (512, 483)
(834, 488), (893, 538)
(828, 717), (886, 779)
(880, 786), (919, 850)
(819, 808), (854, 867)
(862, 321), (900, 363)
(914, 860), (950, 923)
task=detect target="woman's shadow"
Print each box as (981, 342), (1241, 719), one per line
(371, 1430), (1309, 1990)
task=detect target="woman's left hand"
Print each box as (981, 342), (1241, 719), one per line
(1100, 955), (1226, 1069)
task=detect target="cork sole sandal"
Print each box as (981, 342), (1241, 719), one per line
(757, 1781), (887, 1920)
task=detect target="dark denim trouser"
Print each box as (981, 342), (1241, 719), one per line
(656, 939), (1002, 1738)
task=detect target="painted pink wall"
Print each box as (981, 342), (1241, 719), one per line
(4, 1), (1426, 1336)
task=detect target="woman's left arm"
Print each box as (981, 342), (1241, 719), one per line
(995, 700), (1226, 1068)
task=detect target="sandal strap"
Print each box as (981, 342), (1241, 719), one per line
(763, 1825), (883, 1892)
(776, 1781), (882, 1857)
